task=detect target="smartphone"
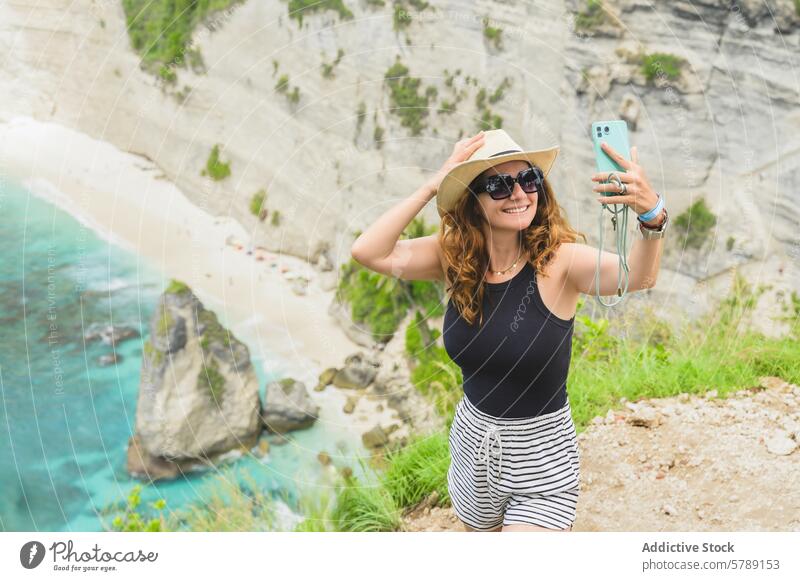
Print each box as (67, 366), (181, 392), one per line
(591, 120), (631, 194)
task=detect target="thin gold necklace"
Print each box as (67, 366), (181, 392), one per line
(489, 247), (524, 276)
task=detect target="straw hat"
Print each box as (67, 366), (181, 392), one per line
(435, 129), (560, 218)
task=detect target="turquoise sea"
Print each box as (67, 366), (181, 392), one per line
(0, 180), (368, 532)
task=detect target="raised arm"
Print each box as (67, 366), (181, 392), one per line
(350, 131), (486, 282)
(564, 143), (667, 295)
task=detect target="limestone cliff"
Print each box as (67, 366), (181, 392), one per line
(2, 0), (799, 325)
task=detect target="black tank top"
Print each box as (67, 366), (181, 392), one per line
(442, 260), (575, 419)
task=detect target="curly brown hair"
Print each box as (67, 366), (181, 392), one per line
(439, 176), (586, 327)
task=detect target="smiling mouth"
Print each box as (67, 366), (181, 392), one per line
(502, 205), (530, 214)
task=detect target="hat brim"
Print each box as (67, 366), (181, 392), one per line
(436, 146), (560, 218)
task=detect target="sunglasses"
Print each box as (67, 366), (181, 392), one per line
(468, 165), (545, 200)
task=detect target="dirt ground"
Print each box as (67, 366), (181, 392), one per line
(401, 377), (800, 532)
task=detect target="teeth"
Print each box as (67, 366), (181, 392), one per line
(503, 206), (529, 214)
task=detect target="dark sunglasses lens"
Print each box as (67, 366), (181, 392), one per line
(487, 175), (514, 199)
(517, 169), (538, 193)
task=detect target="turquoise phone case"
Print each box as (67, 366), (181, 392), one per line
(592, 120), (631, 195)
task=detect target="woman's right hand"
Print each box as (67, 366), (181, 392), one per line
(424, 131), (486, 196)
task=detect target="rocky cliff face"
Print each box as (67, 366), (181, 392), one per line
(2, 1), (799, 321)
(127, 282), (261, 479)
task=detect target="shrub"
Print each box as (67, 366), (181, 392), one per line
(104, 484), (167, 532)
(384, 59), (431, 135)
(437, 100), (456, 114)
(287, 0), (353, 26)
(482, 17), (503, 49)
(275, 74), (290, 93)
(489, 77), (511, 104)
(321, 48), (345, 79)
(573, 0), (606, 30)
(250, 190), (267, 219)
(275, 75), (300, 106)
(202, 144), (231, 180)
(478, 109), (503, 130)
(641, 52), (685, 84)
(674, 198), (716, 249)
(271, 210), (282, 226)
(391, 1), (429, 32)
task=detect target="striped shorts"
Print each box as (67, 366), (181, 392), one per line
(447, 393), (581, 531)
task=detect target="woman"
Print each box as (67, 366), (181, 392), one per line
(350, 129), (668, 532)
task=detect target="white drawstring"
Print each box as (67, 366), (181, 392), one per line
(475, 425), (510, 507)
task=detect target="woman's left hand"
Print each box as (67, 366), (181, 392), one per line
(591, 142), (659, 216)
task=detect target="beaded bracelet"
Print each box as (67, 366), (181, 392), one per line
(638, 194), (664, 223)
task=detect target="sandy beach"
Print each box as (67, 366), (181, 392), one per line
(0, 115), (404, 439)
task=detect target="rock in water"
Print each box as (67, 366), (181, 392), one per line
(97, 353), (121, 366)
(84, 323), (140, 346)
(332, 351), (379, 389)
(262, 378), (320, 433)
(127, 281), (261, 480)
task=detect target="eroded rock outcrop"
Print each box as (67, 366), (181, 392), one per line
(127, 281), (261, 480)
(262, 378), (320, 433)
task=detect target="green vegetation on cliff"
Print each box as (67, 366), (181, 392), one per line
(338, 218), (443, 342)
(383, 59), (432, 136)
(121, 0), (241, 79)
(573, 0), (607, 31)
(641, 52), (686, 84)
(275, 74), (301, 106)
(674, 198), (717, 249)
(321, 48), (345, 79)
(250, 189), (268, 220)
(288, 0), (354, 26)
(198, 357), (226, 403)
(392, 1), (430, 32)
(198, 308), (233, 351)
(201, 144), (232, 180)
(482, 17), (503, 49)
(165, 279), (191, 295)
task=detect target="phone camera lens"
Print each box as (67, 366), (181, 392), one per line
(604, 126), (609, 133)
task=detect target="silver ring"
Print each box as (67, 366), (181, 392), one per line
(607, 172), (626, 195)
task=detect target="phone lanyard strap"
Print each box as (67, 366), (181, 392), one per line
(595, 200), (630, 307)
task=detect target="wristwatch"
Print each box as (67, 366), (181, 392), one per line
(638, 208), (669, 239)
